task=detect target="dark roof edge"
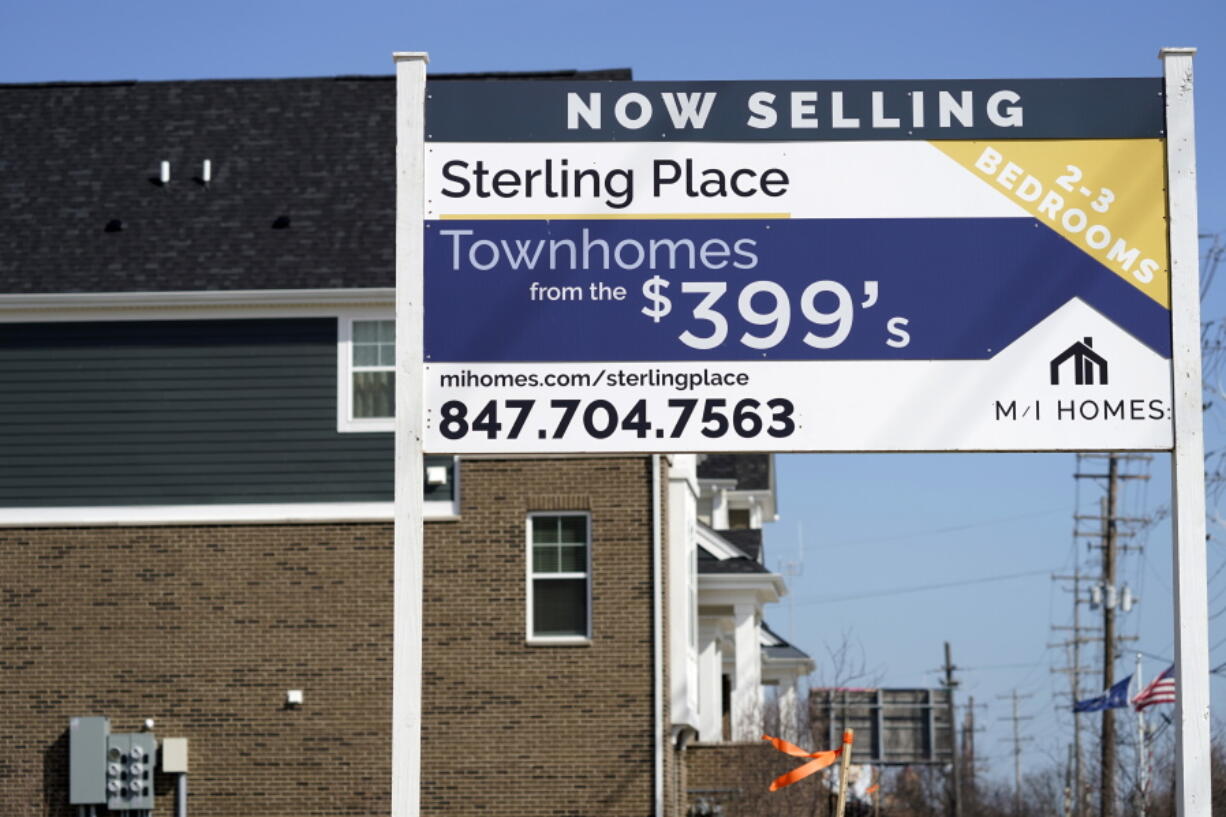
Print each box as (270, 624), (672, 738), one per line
(429, 68), (633, 81)
(762, 621), (812, 659)
(0, 68), (633, 90)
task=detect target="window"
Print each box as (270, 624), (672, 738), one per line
(351, 319), (395, 418)
(527, 513), (590, 641)
(727, 508), (751, 530)
(337, 316), (461, 518)
(338, 317), (394, 432)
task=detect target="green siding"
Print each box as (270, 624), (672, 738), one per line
(0, 318), (405, 506)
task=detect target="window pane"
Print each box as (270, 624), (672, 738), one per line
(353, 343), (380, 366)
(533, 578), (587, 636)
(558, 544), (586, 572)
(376, 320), (394, 342)
(353, 371), (394, 418)
(532, 518), (560, 545)
(353, 321), (379, 342)
(532, 545), (558, 573)
(558, 515), (587, 544)
(378, 342), (396, 366)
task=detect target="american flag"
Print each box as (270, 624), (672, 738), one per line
(1132, 665), (1176, 711)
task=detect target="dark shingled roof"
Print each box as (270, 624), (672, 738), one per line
(698, 543), (768, 575)
(696, 454), (771, 491)
(714, 528), (763, 562)
(0, 69), (630, 294)
(762, 622), (811, 661)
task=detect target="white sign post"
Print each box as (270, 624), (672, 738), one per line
(1161, 47), (1209, 817)
(392, 50), (427, 817)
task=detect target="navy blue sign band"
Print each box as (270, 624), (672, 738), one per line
(424, 218), (1170, 363)
(425, 79), (1164, 142)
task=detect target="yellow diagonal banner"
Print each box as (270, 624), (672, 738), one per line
(934, 139), (1169, 308)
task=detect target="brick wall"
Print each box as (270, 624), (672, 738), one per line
(687, 742), (830, 817)
(0, 522), (394, 816)
(422, 457), (657, 816)
(0, 456), (667, 817)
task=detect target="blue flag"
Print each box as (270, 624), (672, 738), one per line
(1074, 675), (1133, 713)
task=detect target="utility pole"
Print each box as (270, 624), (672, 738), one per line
(998, 689), (1034, 813)
(963, 696), (976, 802)
(1064, 743), (1076, 817)
(962, 697), (988, 812)
(942, 642), (962, 817)
(1074, 453), (1149, 817)
(1051, 568), (1100, 817)
(1100, 455), (1120, 817)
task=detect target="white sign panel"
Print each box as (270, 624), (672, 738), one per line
(421, 80), (1172, 453)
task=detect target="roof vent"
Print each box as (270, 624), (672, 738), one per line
(159, 161), (171, 185)
(272, 215), (291, 230)
(104, 219), (125, 233)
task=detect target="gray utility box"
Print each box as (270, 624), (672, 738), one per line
(69, 716), (109, 804)
(106, 732), (157, 811)
(67, 717), (157, 811)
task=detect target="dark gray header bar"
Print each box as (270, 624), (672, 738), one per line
(425, 78), (1164, 141)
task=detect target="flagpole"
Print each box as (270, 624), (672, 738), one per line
(1135, 654), (1147, 817)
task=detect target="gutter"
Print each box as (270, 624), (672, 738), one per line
(0, 287), (396, 321)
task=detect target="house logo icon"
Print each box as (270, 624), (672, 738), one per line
(1050, 337), (1108, 385)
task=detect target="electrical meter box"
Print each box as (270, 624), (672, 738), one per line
(69, 716), (109, 805)
(68, 717), (157, 811)
(105, 732), (157, 811)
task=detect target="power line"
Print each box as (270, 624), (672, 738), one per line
(792, 568), (1057, 606)
(820, 507), (1068, 548)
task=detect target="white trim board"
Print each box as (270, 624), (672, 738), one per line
(0, 501), (460, 527)
(0, 288), (395, 322)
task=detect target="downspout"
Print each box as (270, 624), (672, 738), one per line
(651, 454), (664, 817)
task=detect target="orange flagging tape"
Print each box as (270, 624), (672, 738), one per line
(866, 784), (880, 795)
(762, 735), (842, 791)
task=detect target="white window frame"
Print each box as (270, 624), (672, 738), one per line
(337, 314), (396, 433)
(526, 511), (592, 645)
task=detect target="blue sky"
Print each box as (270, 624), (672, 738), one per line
(4, 0), (1224, 786)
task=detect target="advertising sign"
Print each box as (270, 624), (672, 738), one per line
(812, 688), (953, 765)
(423, 79), (1171, 453)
